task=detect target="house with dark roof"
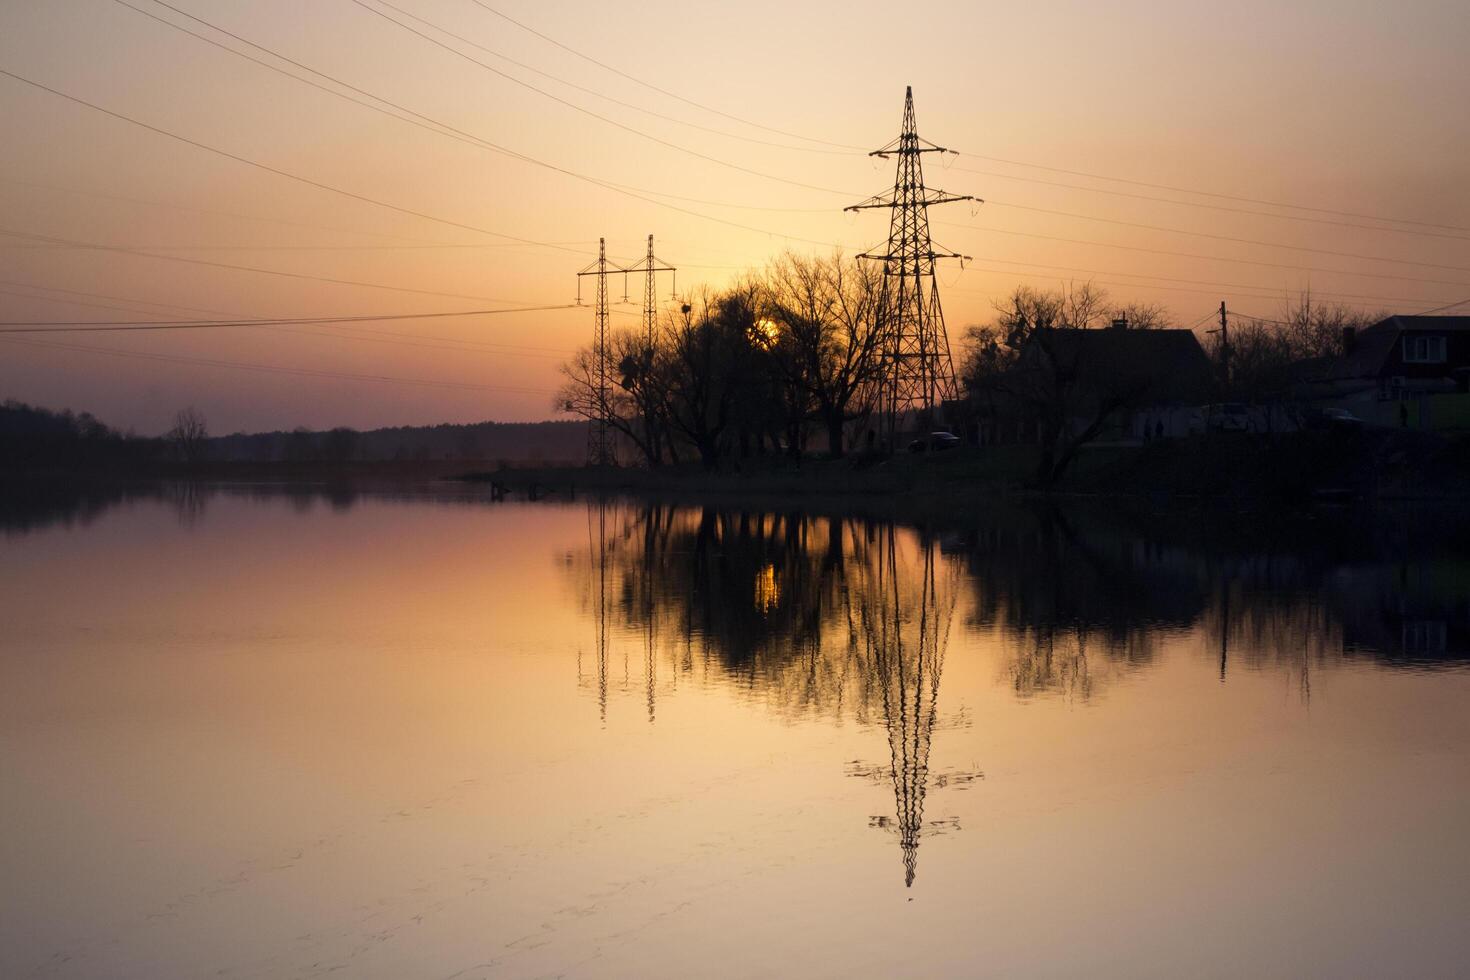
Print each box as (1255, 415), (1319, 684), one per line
(987, 326), (1216, 445)
(1309, 315), (1470, 428)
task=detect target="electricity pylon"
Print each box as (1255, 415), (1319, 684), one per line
(623, 236), (676, 463)
(847, 86), (974, 447)
(626, 234), (677, 349)
(576, 238), (628, 466)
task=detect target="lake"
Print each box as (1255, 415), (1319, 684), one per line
(3, 484), (1469, 978)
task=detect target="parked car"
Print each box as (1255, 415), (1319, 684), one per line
(1305, 407), (1365, 432)
(1207, 403), (1251, 433)
(907, 431), (961, 453)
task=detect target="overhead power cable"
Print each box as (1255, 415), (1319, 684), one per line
(0, 287), (176, 320)
(982, 201), (1470, 274)
(0, 305), (583, 332)
(951, 155), (1470, 235)
(1412, 295), (1470, 314)
(22, 15), (846, 251)
(458, 0), (1463, 235)
(0, 175), (456, 246)
(947, 254), (1451, 306)
(366, 0), (849, 156)
(0, 226), (539, 304)
(952, 166), (1470, 244)
(937, 220), (1470, 289)
(463, 0), (863, 151)
(344, 0), (852, 197)
(0, 67), (593, 256)
(0, 335), (558, 394)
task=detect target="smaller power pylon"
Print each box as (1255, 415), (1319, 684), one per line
(625, 234), (677, 350)
(576, 238), (629, 466)
(623, 235), (676, 461)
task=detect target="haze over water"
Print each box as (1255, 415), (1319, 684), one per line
(3, 487), (1469, 978)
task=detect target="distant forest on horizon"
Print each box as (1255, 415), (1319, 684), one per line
(1, 399), (587, 466)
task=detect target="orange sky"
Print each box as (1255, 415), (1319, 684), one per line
(1, 0), (1467, 433)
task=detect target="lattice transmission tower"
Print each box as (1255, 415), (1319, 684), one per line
(575, 238), (628, 466)
(847, 86), (974, 445)
(624, 234), (676, 464)
(626, 234), (676, 350)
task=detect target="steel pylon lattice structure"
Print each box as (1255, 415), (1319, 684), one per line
(626, 234), (676, 350)
(624, 235), (675, 463)
(847, 86), (974, 445)
(575, 238), (628, 466)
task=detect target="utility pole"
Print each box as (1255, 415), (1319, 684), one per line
(1219, 300), (1230, 386)
(575, 238), (628, 467)
(847, 86), (975, 449)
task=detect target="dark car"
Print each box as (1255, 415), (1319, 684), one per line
(907, 431), (962, 453)
(1305, 407), (1365, 432)
(1207, 402), (1251, 433)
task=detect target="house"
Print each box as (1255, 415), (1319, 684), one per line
(1311, 315), (1470, 428)
(982, 326), (1216, 445)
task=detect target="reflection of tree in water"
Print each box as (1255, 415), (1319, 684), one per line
(565, 502), (962, 886)
(563, 502), (912, 723)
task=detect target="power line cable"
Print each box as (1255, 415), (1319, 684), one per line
(0, 305), (583, 331)
(0, 226), (544, 304)
(369, 0), (850, 156)
(345, 0), (855, 197)
(0, 334), (558, 394)
(951, 155), (1470, 234)
(945, 254), (1446, 306)
(983, 200), (1470, 274)
(937, 219), (1470, 289)
(15, 19), (845, 252)
(0, 175), (456, 245)
(1412, 295), (1470, 314)
(0, 68), (593, 256)
(456, 0), (1465, 235)
(951, 166), (1470, 244)
(462, 0), (863, 151)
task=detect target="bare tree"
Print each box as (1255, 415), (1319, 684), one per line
(763, 251), (885, 456)
(167, 406), (209, 465)
(662, 288), (751, 468)
(961, 283), (1160, 485)
(558, 329), (655, 467)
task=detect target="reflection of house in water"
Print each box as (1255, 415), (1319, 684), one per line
(1330, 563), (1470, 663)
(957, 502), (1470, 697)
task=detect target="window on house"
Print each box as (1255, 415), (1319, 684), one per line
(1402, 335), (1447, 363)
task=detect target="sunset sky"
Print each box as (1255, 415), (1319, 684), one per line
(2, 0), (1467, 434)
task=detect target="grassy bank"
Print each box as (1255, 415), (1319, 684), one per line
(462, 429), (1470, 505)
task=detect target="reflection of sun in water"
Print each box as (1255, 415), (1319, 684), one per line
(754, 563), (781, 612)
(753, 318), (780, 347)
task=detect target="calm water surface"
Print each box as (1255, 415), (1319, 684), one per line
(3, 485), (1469, 978)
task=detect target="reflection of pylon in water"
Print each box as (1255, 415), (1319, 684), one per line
(862, 525), (955, 887)
(577, 499), (666, 723)
(576, 499), (610, 722)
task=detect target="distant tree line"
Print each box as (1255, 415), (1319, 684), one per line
(207, 419), (585, 464)
(0, 399), (152, 470)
